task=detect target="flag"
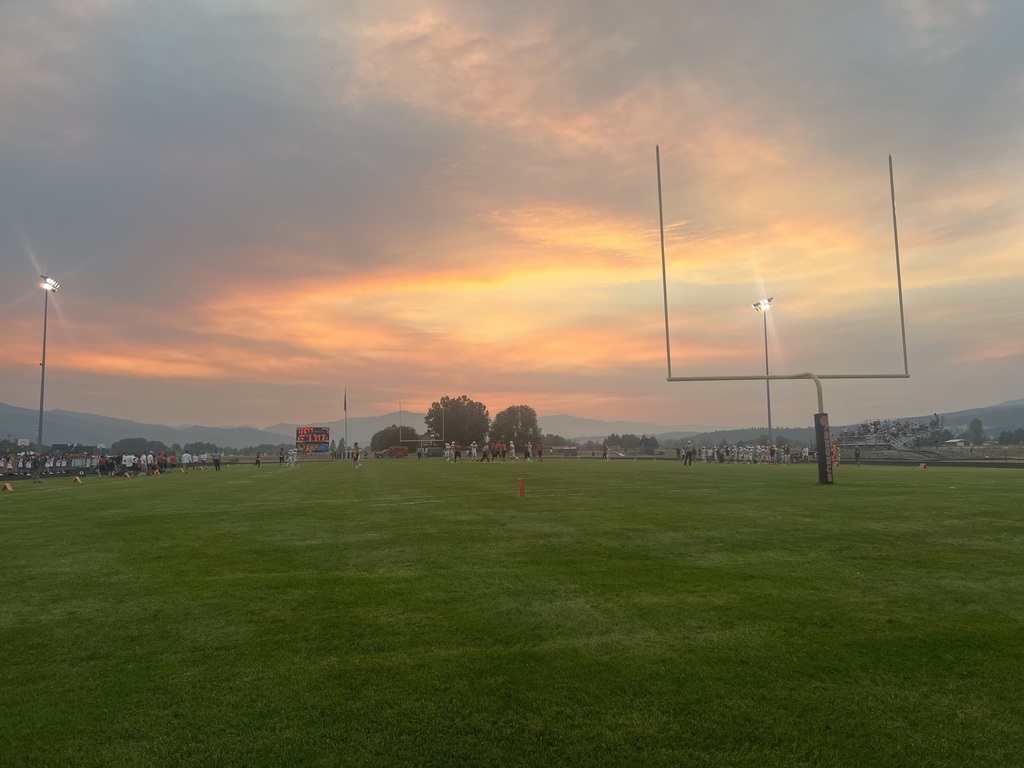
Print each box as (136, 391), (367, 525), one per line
(344, 389), (347, 412)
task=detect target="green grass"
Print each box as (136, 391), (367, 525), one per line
(2, 459), (1023, 766)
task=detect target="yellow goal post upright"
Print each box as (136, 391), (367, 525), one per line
(657, 146), (911, 484)
(398, 402), (443, 446)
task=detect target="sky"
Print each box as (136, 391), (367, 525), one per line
(2, 0), (1022, 432)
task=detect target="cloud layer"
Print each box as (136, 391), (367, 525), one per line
(2, 0), (1022, 430)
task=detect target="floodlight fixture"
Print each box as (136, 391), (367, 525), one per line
(753, 297), (772, 312)
(42, 275), (60, 292)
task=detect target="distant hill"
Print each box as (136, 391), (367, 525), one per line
(0, 403), (428, 451)
(2, 398), (1021, 450)
(0, 402), (286, 450)
(922, 400), (1024, 432)
(0, 403), (705, 450)
(675, 426), (817, 446)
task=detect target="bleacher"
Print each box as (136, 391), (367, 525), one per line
(836, 417), (944, 455)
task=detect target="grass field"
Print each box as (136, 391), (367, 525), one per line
(2, 458), (1023, 766)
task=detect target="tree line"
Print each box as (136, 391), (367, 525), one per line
(946, 419), (1023, 446)
(103, 438), (292, 456)
(366, 395), (731, 453)
(369, 396), (580, 452)
(29, 410), (1024, 458)
(369, 396), (545, 451)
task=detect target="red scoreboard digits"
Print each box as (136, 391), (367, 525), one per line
(296, 426), (330, 452)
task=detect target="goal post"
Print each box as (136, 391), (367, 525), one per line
(398, 403), (443, 444)
(657, 147), (910, 484)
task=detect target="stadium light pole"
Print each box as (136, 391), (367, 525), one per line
(37, 275), (60, 455)
(753, 297), (773, 461)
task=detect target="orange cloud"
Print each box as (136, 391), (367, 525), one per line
(485, 204), (654, 261)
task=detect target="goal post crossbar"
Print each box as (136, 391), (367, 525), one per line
(657, 147), (910, 404)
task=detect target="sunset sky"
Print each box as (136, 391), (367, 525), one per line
(2, 0), (1022, 431)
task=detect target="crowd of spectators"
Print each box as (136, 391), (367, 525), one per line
(2, 451), (93, 477)
(1, 450), (217, 478)
(841, 414), (942, 447)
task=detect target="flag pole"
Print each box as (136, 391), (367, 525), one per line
(344, 388), (348, 453)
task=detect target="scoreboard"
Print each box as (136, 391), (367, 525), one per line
(296, 426), (330, 452)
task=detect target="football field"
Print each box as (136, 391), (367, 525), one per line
(2, 458), (1022, 766)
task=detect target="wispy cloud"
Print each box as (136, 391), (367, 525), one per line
(0, 0), (1021, 430)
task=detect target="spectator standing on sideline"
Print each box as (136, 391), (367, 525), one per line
(213, 449), (222, 471)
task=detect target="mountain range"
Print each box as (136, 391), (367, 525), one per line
(0, 402), (707, 449)
(1, 399), (1021, 450)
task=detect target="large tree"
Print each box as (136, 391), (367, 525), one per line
(490, 405), (541, 446)
(607, 433), (643, 450)
(371, 424), (421, 452)
(997, 428), (1024, 445)
(424, 395), (490, 446)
